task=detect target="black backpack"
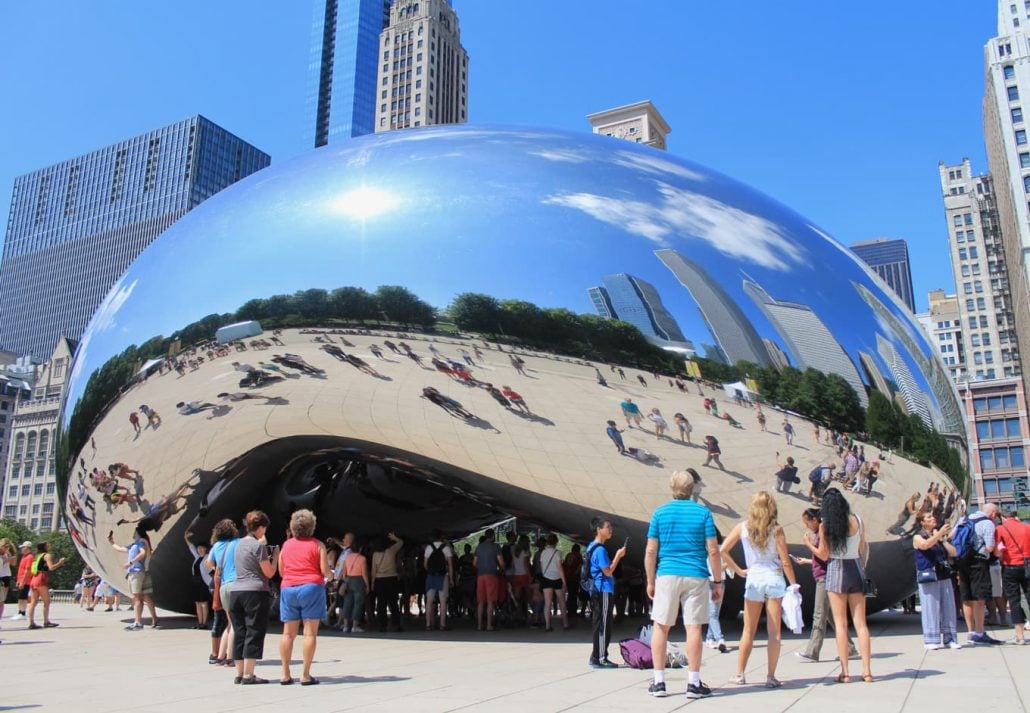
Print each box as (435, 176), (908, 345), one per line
(580, 542), (602, 594)
(426, 543), (448, 576)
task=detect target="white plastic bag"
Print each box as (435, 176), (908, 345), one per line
(782, 583), (804, 634)
(638, 623), (653, 645)
(666, 642), (688, 668)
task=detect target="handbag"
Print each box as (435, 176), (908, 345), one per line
(916, 569), (937, 584)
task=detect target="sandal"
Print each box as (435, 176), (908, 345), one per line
(280, 678), (294, 685)
(835, 674), (851, 683)
(300, 677), (320, 686)
(862, 674), (875, 683)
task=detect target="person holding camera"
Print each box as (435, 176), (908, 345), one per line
(912, 511), (960, 650)
(229, 510), (278, 684)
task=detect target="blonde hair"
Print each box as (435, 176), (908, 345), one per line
(290, 509), (317, 538)
(746, 491), (778, 550)
(670, 471), (695, 500)
(0, 538), (11, 555)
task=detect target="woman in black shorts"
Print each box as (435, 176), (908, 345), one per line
(537, 534), (569, 631)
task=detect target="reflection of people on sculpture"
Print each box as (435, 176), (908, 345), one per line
(109, 462), (140, 481)
(886, 492), (922, 537)
(702, 435), (724, 469)
(321, 345), (381, 376)
(69, 493), (96, 527)
(673, 413), (692, 444)
(369, 344), (385, 359)
(217, 391), (283, 404)
(139, 404), (161, 427)
(509, 354), (526, 375)
(483, 383), (511, 408)
(271, 353), (325, 375)
(177, 400), (217, 415)
(383, 339), (400, 354)
(501, 385), (530, 414)
(719, 411), (743, 428)
(116, 473), (198, 530)
(594, 368), (608, 387)
(421, 387), (474, 419)
(605, 421), (626, 454)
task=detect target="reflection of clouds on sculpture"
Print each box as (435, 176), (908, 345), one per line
(544, 183), (805, 271)
(66, 277), (137, 392)
(609, 149), (708, 182)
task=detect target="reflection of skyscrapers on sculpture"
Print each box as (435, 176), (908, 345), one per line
(859, 350), (893, 397)
(763, 339), (791, 371)
(876, 333), (933, 425)
(655, 249), (772, 367)
(742, 279), (869, 408)
(0, 116), (270, 360)
(587, 274), (693, 351)
(850, 238), (916, 312)
(854, 280), (964, 437)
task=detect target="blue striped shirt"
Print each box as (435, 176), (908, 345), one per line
(647, 500), (716, 577)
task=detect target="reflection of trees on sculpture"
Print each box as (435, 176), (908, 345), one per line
(62, 284), (669, 470)
(449, 292), (672, 369)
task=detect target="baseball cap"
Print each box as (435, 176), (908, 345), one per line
(19, 540), (32, 548)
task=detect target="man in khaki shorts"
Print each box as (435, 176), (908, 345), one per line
(644, 471), (721, 699)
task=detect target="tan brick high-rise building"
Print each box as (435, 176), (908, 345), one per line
(374, 0), (468, 132)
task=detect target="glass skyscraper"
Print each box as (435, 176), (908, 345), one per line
(0, 115), (270, 360)
(849, 238), (916, 312)
(310, 0), (392, 146)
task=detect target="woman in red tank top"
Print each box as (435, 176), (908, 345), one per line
(277, 509), (331, 685)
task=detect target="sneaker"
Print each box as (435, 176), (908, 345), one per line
(686, 681), (712, 699)
(983, 634), (1005, 645)
(946, 640), (963, 650)
(9, 614), (24, 620)
(125, 623), (143, 631)
(597, 659), (619, 669)
(924, 643), (943, 651)
(648, 681), (668, 698)
(351, 626), (365, 633)
(588, 658), (603, 669)
(705, 639), (718, 649)
(766, 676), (782, 689)
(1010, 638), (1026, 646)
(795, 651), (817, 662)
(733, 673), (746, 685)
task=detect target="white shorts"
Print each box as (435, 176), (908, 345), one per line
(651, 575), (709, 626)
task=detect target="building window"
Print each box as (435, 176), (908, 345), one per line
(1010, 86), (1021, 101)
(977, 297), (986, 310)
(1005, 65), (1016, 80)
(1017, 129), (1028, 145)
(969, 246), (978, 258)
(1014, 107), (1025, 124)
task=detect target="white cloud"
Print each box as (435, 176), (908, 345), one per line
(545, 183), (805, 270)
(610, 150), (707, 181)
(93, 278), (137, 333)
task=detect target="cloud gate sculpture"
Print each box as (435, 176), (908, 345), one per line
(57, 125), (967, 615)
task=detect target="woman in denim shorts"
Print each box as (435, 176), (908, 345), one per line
(720, 491), (797, 689)
(277, 509), (331, 685)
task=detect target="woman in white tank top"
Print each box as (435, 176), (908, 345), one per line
(720, 491), (797, 688)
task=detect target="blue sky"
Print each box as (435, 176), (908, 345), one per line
(0, 2), (997, 312)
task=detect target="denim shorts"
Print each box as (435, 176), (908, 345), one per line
(279, 582), (326, 622)
(743, 571), (786, 602)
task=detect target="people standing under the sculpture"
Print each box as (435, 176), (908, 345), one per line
(371, 532), (405, 633)
(26, 542), (66, 630)
(278, 509), (331, 685)
(995, 507), (1030, 644)
(473, 528), (504, 631)
(644, 471), (719, 698)
(912, 511), (961, 650)
(184, 532), (212, 628)
(812, 488), (874, 682)
(620, 398), (643, 428)
(563, 543), (584, 618)
(424, 529), (455, 631)
(509, 534), (532, 618)
(207, 518), (239, 666)
(230, 510), (277, 685)
(794, 508), (858, 662)
(702, 435), (724, 470)
(109, 528), (157, 630)
(720, 491), (797, 688)
(339, 542), (369, 633)
(538, 534), (569, 631)
(588, 516), (626, 670)
(957, 503), (1003, 645)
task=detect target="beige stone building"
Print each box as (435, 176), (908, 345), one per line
(1, 337), (74, 529)
(374, 0), (468, 132)
(586, 100), (671, 150)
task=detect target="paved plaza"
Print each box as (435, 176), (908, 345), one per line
(2, 602), (1026, 712)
